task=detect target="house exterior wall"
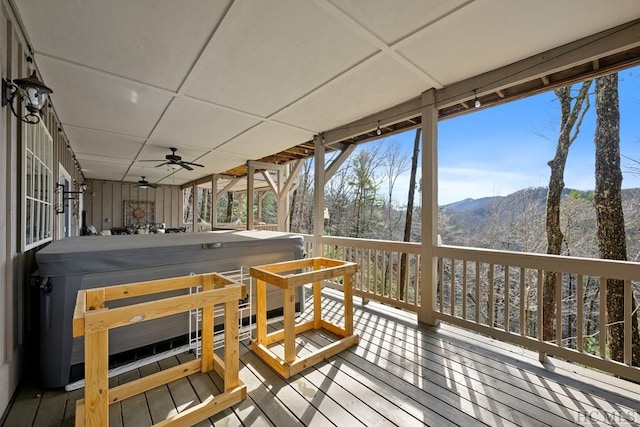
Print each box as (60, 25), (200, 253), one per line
(83, 179), (183, 232)
(0, 2), (82, 416)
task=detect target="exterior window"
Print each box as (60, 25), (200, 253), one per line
(24, 121), (53, 251)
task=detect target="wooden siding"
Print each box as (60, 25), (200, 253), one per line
(83, 179), (183, 232)
(0, 2), (83, 416)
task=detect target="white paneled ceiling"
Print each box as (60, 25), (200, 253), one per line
(13, 0), (640, 186)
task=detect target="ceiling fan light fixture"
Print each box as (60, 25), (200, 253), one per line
(139, 147), (204, 171)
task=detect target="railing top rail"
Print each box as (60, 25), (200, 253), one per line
(435, 244), (640, 281)
(319, 235), (421, 253)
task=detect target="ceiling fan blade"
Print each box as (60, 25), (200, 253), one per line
(154, 162), (168, 168)
(180, 162), (194, 171)
(183, 161), (204, 168)
(140, 159), (166, 162)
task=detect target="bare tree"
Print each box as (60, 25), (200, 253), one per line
(225, 192), (234, 222)
(542, 81), (591, 342)
(400, 128), (421, 299)
(290, 158), (313, 233)
(347, 144), (384, 238)
(382, 140), (410, 240)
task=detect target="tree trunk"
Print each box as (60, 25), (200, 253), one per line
(400, 128), (421, 300)
(542, 82), (591, 342)
(594, 73), (640, 364)
(225, 191), (234, 222)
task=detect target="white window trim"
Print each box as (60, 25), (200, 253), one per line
(23, 121), (53, 252)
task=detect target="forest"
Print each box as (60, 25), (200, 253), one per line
(185, 71), (640, 366)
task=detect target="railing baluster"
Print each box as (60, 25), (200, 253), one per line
(504, 265), (510, 332)
(577, 274), (584, 353)
(374, 250), (379, 297)
(599, 277), (606, 359)
(556, 272), (562, 347)
(450, 258), (456, 316)
(537, 269), (543, 342)
(404, 252), (410, 303)
(462, 260), (468, 320)
(396, 251), (401, 301)
(367, 249), (371, 293)
(624, 279), (631, 366)
(394, 251), (399, 302)
(389, 251), (395, 300)
(519, 267), (525, 336)
(439, 257), (444, 313)
(475, 261), (480, 323)
(488, 264), (494, 327)
(414, 253), (420, 308)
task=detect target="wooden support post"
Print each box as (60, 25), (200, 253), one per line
(201, 274), (214, 373)
(84, 289), (108, 427)
(283, 287), (296, 364)
(224, 298), (240, 390)
(192, 182), (197, 232)
(247, 162), (255, 230)
(211, 174), (218, 227)
(420, 88), (440, 326)
(256, 279), (267, 344)
(313, 135), (325, 256)
(313, 257), (322, 329)
(277, 166), (289, 232)
(344, 273), (353, 336)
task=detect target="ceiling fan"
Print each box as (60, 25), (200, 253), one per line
(140, 147), (204, 171)
(134, 176), (157, 189)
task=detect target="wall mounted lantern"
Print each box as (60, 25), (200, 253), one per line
(2, 69), (53, 124)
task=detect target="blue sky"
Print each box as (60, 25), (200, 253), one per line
(385, 66), (640, 206)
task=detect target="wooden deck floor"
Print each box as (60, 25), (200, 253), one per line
(4, 292), (640, 426)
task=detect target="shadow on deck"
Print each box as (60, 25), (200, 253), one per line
(4, 292), (640, 426)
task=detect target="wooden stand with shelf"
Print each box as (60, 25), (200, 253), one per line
(72, 273), (247, 426)
(250, 257), (358, 378)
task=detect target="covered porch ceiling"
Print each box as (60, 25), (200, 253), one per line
(12, 0), (640, 186)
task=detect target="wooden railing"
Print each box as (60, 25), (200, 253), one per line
(434, 245), (640, 382)
(302, 233), (640, 382)
(211, 223), (279, 231)
(303, 235), (422, 313)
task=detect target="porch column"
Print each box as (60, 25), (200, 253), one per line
(313, 135), (325, 255)
(246, 162), (255, 230)
(211, 174), (218, 227)
(192, 182), (197, 232)
(419, 89), (439, 325)
(277, 165), (289, 232)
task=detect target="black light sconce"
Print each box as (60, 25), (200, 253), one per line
(2, 61), (53, 124)
(55, 182), (87, 215)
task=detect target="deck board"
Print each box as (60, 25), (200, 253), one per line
(4, 292), (640, 426)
